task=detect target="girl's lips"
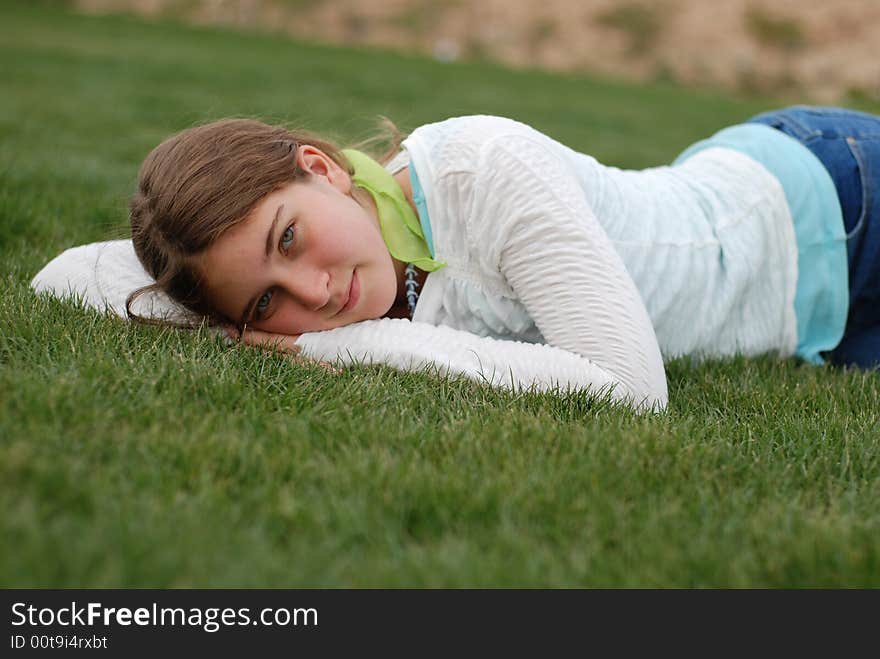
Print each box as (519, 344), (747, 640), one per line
(341, 269), (359, 314)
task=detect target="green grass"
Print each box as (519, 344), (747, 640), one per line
(2, 1), (879, 587)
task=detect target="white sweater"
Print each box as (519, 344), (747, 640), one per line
(402, 115), (796, 361)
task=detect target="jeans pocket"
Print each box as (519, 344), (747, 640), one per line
(844, 136), (872, 242)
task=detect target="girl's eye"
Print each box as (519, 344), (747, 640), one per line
(280, 224), (295, 252)
(255, 290), (273, 317)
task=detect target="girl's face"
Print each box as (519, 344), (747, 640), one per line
(198, 146), (399, 334)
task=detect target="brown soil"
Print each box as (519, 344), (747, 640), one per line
(76, 0), (880, 102)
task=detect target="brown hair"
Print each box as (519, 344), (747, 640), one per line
(127, 116), (404, 328)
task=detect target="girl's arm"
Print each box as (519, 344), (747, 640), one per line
(466, 131), (668, 411)
(293, 317), (658, 412)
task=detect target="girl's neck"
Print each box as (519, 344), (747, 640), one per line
(390, 258), (428, 315)
(390, 166), (428, 306)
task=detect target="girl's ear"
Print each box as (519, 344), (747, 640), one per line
(296, 145), (352, 193)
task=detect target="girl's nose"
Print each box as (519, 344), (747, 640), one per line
(294, 269), (331, 312)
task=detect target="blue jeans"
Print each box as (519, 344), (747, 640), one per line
(747, 106), (880, 369)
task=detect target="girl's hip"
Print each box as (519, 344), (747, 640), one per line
(746, 106), (879, 239)
(747, 106), (880, 340)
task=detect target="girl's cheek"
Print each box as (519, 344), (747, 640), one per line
(266, 304), (315, 335)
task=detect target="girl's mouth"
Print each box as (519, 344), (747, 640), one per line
(341, 269), (359, 314)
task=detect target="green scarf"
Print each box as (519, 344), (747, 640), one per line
(342, 148), (446, 272)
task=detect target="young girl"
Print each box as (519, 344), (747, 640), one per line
(128, 106), (880, 412)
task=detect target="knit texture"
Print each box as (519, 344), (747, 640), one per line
(400, 116), (799, 396)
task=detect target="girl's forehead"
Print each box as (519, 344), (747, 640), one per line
(251, 179), (318, 217)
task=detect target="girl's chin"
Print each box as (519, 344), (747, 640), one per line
(369, 283), (400, 319)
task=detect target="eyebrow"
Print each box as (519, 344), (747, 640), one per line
(238, 203), (285, 326)
(265, 203), (284, 259)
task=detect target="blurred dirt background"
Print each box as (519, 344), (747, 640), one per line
(76, 0), (880, 102)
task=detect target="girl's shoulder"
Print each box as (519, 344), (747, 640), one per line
(409, 114), (545, 145)
(403, 115), (559, 175)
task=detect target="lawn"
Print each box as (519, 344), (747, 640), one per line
(1, 0), (878, 587)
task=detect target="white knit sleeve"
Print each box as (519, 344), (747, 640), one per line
(470, 134), (668, 411)
(295, 318), (635, 408)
